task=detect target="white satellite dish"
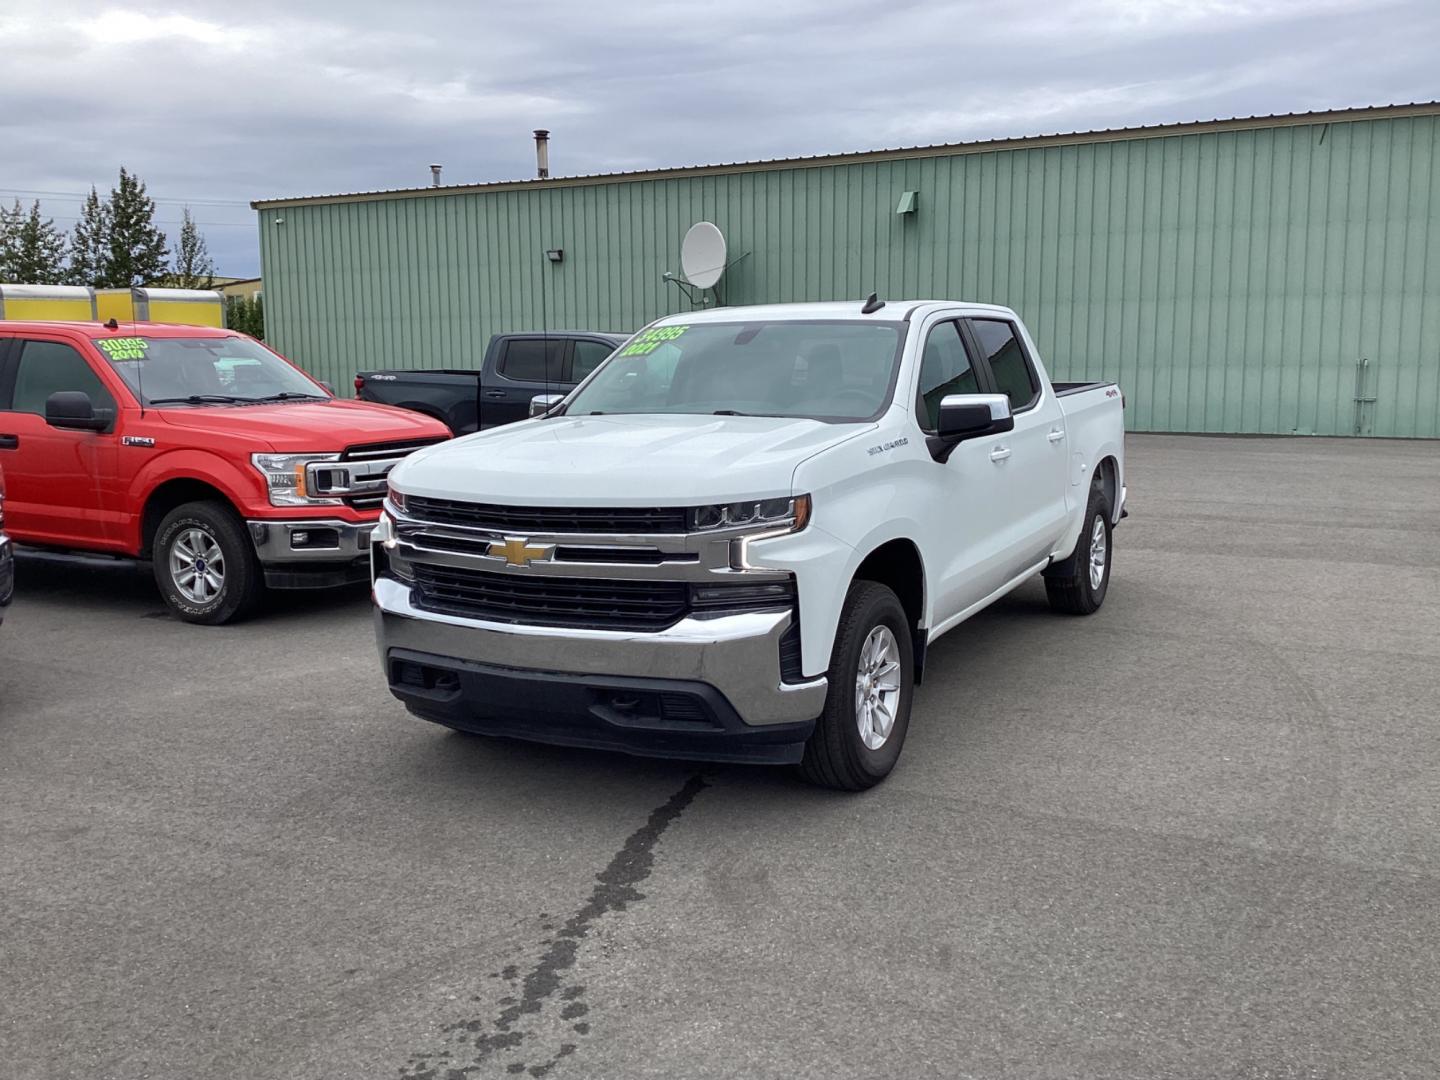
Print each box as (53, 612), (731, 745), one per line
(680, 221), (727, 289)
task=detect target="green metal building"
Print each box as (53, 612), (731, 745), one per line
(253, 102), (1440, 437)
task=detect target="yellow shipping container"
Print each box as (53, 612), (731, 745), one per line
(95, 287), (225, 328)
(0, 284), (98, 321)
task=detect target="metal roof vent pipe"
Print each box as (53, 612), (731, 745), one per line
(533, 129), (550, 179)
(429, 163), (443, 187)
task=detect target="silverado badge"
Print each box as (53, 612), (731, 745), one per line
(489, 537), (556, 567)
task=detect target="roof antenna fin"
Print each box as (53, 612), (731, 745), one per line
(861, 292), (886, 314)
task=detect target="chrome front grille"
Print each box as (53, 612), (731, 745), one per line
(407, 563), (795, 632)
(411, 563), (691, 631)
(403, 496), (689, 535)
(314, 438), (447, 509)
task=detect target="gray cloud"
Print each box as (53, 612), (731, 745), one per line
(2, 0), (1434, 276)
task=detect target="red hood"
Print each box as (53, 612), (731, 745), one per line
(156, 398), (450, 451)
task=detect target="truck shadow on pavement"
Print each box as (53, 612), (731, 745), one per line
(11, 549), (371, 623)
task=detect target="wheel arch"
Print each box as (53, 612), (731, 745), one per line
(141, 478), (241, 558)
(851, 537), (929, 683)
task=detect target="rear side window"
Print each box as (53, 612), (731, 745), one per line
(570, 339), (614, 383)
(969, 319), (1038, 411)
(497, 339), (566, 383)
(914, 321), (979, 431)
(7, 341), (116, 415)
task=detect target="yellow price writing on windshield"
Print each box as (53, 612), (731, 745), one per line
(619, 325), (688, 356)
(97, 337), (149, 361)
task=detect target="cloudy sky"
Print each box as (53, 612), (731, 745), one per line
(3, 0), (1435, 277)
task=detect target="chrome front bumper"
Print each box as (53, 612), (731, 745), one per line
(246, 517), (376, 564)
(372, 576), (827, 728)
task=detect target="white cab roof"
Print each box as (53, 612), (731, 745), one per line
(651, 300), (1018, 325)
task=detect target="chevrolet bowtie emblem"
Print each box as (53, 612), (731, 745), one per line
(488, 537), (556, 567)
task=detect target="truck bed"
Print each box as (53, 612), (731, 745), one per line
(1052, 380), (1118, 397)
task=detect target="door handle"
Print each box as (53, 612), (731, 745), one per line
(483, 390), (506, 399)
(989, 445), (1012, 462)
(1047, 428), (1065, 443)
(0, 434), (17, 450)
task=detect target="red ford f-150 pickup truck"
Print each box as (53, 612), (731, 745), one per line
(0, 321), (450, 623)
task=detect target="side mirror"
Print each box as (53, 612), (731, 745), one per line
(936, 393), (1014, 441)
(318, 380), (335, 395)
(929, 393), (1013, 462)
(529, 393), (565, 418)
(46, 391), (110, 432)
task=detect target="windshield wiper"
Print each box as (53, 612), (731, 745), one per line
(712, 409), (751, 416)
(147, 394), (252, 406)
(251, 392), (328, 402)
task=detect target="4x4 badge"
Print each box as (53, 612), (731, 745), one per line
(121, 436), (155, 447)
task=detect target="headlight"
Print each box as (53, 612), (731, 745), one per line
(386, 484), (408, 514)
(688, 494), (810, 533)
(250, 453), (343, 507)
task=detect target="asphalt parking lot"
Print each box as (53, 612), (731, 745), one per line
(3, 433), (1438, 1080)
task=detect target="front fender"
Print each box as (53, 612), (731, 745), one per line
(124, 449), (268, 552)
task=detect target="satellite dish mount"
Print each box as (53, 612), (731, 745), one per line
(666, 221), (746, 306)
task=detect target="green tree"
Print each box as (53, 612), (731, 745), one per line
(67, 186), (110, 287)
(225, 294), (265, 340)
(8, 201), (70, 283)
(170, 209), (215, 289)
(105, 167), (168, 286)
(0, 200), (22, 279)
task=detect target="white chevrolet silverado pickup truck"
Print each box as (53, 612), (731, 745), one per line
(372, 298), (1125, 789)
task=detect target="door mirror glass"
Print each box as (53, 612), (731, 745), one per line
(529, 393), (565, 418)
(45, 390), (110, 432)
(936, 393), (1014, 441)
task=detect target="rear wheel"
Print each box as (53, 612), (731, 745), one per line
(1043, 480), (1113, 615)
(799, 581), (914, 790)
(153, 501), (264, 624)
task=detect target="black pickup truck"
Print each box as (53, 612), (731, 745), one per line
(355, 331), (627, 435)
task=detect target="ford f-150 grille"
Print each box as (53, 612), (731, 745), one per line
(411, 564), (690, 631)
(335, 438), (447, 509)
(404, 496), (688, 535)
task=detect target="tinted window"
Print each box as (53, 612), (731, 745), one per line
(10, 341), (116, 415)
(498, 339), (566, 383)
(970, 319), (1038, 410)
(571, 339), (614, 383)
(915, 321), (979, 431)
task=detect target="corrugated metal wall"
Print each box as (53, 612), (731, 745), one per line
(259, 112), (1440, 437)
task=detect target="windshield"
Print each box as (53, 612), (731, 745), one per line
(562, 320), (904, 422)
(93, 336), (328, 405)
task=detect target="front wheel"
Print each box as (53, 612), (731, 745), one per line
(153, 501), (264, 624)
(799, 581), (914, 791)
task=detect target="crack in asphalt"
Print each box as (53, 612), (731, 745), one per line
(401, 773), (709, 1079)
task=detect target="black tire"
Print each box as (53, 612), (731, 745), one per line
(152, 500), (264, 625)
(1043, 480), (1113, 615)
(799, 581), (915, 791)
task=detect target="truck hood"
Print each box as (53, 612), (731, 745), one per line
(392, 413), (874, 504)
(156, 399), (449, 451)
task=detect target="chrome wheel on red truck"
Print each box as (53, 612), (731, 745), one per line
(153, 501), (263, 624)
